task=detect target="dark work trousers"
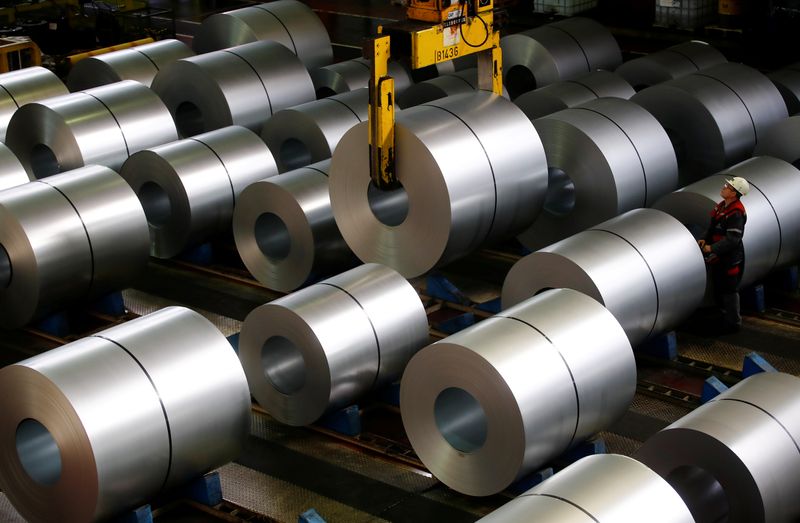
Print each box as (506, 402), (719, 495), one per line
(711, 264), (743, 327)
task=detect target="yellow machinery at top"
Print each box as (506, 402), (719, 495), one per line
(366, 0), (502, 189)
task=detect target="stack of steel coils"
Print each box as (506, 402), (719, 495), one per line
(397, 68), (509, 108)
(755, 116), (800, 165)
(120, 125), (278, 258)
(768, 61), (800, 115)
(310, 58), (413, 98)
(239, 263), (429, 425)
(0, 165), (149, 329)
(401, 289), (635, 496)
(6, 80), (177, 179)
(0, 307), (250, 522)
(616, 40), (727, 91)
(0, 66), (67, 142)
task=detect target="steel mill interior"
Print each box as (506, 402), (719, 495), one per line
(1, 0), (800, 522)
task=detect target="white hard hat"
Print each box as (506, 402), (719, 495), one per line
(725, 176), (750, 196)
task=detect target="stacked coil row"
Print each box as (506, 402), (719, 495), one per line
(615, 40), (727, 91)
(310, 58), (413, 98)
(0, 66), (67, 142)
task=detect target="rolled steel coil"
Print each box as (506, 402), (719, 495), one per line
(616, 40), (727, 90)
(501, 17), (622, 99)
(653, 157), (800, 288)
(5, 80), (178, 179)
(120, 125), (278, 258)
(504, 209), (707, 346)
(0, 165), (149, 329)
(0, 66), (67, 142)
(477, 454), (693, 522)
(233, 160), (355, 292)
(396, 71), (477, 108)
(635, 372), (800, 523)
(518, 97), (678, 250)
(0, 307), (250, 522)
(239, 263), (429, 426)
(0, 142), (28, 191)
(151, 40), (315, 137)
(192, 0), (332, 69)
(66, 39), (194, 91)
(632, 62), (788, 184)
(401, 288), (635, 496)
(311, 58), (413, 98)
(768, 68), (800, 116)
(330, 92), (548, 277)
(513, 70), (635, 120)
(754, 116), (800, 165)
(261, 88), (368, 173)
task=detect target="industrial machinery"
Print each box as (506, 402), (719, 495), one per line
(366, 0), (502, 189)
(0, 36), (40, 71)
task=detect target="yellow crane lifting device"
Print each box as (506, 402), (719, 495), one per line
(365, 0), (502, 190)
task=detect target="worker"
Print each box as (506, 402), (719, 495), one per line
(698, 176), (749, 334)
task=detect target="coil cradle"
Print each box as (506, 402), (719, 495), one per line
(66, 39), (195, 91)
(653, 157), (800, 291)
(401, 289), (635, 497)
(632, 62), (788, 184)
(755, 116), (800, 166)
(635, 372), (800, 523)
(310, 58), (413, 99)
(239, 263), (429, 426)
(477, 454), (694, 523)
(0, 307), (251, 523)
(517, 97), (678, 250)
(501, 17), (622, 99)
(192, 0), (332, 69)
(261, 88), (368, 173)
(233, 160), (357, 293)
(329, 92), (548, 278)
(120, 125), (278, 259)
(0, 142), (28, 191)
(513, 70), (635, 120)
(5, 80), (178, 180)
(615, 40), (727, 91)
(151, 40), (315, 138)
(768, 62), (800, 115)
(0, 66), (68, 143)
(504, 209), (706, 347)
(0, 165), (149, 330)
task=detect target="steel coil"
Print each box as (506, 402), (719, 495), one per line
(5, 80), (178, 179)
(151, 40), (314, 137)
(754, 116), (800, 165)
(397, 72), (476, 108)
(501, 17), (622, 99)
(477, 454), (693, 522)
(632, 63), (788, 184)
(239, 263), (428, 426)
(311, 58), (412, 98)
(616, 40), (726, 90)
(261, 88), (368, 173)
(0, 307), (250, 522)
(66, 39), (194, 91)
(192, 0), (332, 69)
(513, 70), (635, 120)
(0, 165), (149, 329)
(505, 209), (706, 346)
(768, 68), (800, 115)
(653, 157), (800, 287)
(0, 142), (28, 191)
(120, 125), (278, 258)
(233, 160), (355, 292)
(635, 372), (800, 523)
(329, 92), (548, 277)
(401, 289), (635, 496)
(518, 97), (678, 250)
(0, 66), (67, 142)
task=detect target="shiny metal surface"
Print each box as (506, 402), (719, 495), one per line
(552, 17), (622, 72)
(311, 58), (412, 98)
(519, 97), (677, 249)
(66, 39), (194, 91)
(0, 67), (67, 142)
(261, 88), (368, 173)
(769, 68), (800, 115)
(635, 372), (800, 523)
(239, 263), (428, 426)
(0, 142), (28, 191)
(397, 73), (475, 108)
(193, 0), (332, 69)
(477, 454), (693, 523)
(6, 81), (177, 179)
(400, 289), (634, 496)
(120, 125), (278, 258)
(616, 40), (727, 90)
(754, 116), (800, 165)
(505, 209), (706, 346)
(151, 41), (314, 137)
(329, 92), (547, 277)
(233, 160), (356, 292)
(513, 70), (635, 120)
